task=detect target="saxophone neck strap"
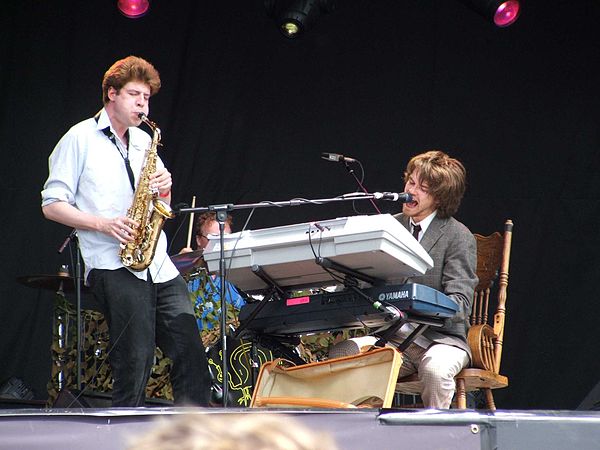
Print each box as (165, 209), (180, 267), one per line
(94, 112), (135, 192)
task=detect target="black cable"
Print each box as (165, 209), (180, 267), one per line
(307, 223), (345, 285)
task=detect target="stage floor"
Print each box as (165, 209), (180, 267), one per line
(1, 407), (599, 449)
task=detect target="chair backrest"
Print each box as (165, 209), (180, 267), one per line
(469, 219), (513, 373)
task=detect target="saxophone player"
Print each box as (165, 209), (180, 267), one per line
(41, 56), (212, 407)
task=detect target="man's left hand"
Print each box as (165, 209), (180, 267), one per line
(150, 168), (172, 196)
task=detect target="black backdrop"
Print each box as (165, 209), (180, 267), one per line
(2, 0), (600, 410)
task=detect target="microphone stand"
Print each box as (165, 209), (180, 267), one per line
(215, 208), (231, 406)
(57, 229), (83, 392)
(341, 160), (381, 214)
(175, 191), (406, 407)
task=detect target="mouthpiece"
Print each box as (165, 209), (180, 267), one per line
(138, 113), (158, 130)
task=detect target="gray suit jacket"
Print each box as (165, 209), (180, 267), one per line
(393, 213), (478, 358)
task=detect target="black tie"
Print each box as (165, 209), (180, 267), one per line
(412, 224), (421, 241)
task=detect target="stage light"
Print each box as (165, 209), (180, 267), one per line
(118, 0), (150, 19)
(492, 1), (520, 27)
(265, 0), (336, 38)
(458, 0), (521, 27)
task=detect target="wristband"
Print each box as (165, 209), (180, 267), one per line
(159, 190), (171, 198)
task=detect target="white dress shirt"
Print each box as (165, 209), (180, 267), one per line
(41, 109), (179, 284)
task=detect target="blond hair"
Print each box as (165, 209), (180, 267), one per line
(127, 413), (338, 450)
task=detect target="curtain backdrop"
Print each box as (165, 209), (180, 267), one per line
(2, 0), (600, 409)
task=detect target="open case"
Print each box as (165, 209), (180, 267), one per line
(251, 347), (402, 408)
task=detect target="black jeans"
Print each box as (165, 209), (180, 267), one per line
(88, 268), (211, 407)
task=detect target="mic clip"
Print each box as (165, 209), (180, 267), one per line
(171, 203), (189, 215)
(321, 152), (357, 163)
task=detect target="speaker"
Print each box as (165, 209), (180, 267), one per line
(0, 397), (47, 409)
(577, 380), (600, 410)
(0, 377), (46, 408)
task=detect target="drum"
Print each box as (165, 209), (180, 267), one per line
(48, 293), (174, 403)
(205, 335), (304, 407)
(170, 250), (205, 281)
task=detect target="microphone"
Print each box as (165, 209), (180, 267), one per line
(372, 192), (413, 203)
(171, 203), (189, 215)
(321, 152), (357, 163)
(57, 228), (78, 254)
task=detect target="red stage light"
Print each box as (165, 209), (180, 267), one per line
(493, 1), (520, 27)
(117, 0), (150, 19)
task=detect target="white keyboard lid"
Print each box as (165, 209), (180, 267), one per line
(203, 214), (433, 292)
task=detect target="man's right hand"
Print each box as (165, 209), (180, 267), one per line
(102, 216), (139, 244)
(42, 202), (138, 244)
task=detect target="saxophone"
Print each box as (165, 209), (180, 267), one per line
(119, 113), (175, 271)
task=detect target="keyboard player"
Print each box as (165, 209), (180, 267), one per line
(329, 150), (478, 409)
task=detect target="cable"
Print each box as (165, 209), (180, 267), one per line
(307, 223), (345, 285)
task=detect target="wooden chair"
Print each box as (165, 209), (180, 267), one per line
(394, 219), (514, 410)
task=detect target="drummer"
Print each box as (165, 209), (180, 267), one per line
(180, 212), (246, 331)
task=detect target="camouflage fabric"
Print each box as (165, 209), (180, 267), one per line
(47, 286), (366, 405)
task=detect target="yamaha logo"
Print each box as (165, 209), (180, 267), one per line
(379, 290), (410, 301)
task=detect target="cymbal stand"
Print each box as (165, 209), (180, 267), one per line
(55, 277), (67, 392)
(58, 229), (83, 391)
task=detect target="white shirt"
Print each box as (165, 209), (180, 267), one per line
(41, 109), (179, 284)
(410, 210), (437, 242)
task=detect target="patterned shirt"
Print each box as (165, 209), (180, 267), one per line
(188, 272), (246, 331)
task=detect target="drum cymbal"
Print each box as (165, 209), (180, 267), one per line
(170, 250), (205, 274)
(16, 274), (85, 293)
(17, 273), (102, 311)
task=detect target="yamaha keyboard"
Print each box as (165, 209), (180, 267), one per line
(237, 283), (458, 336)
(202, 214), (434, 293)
